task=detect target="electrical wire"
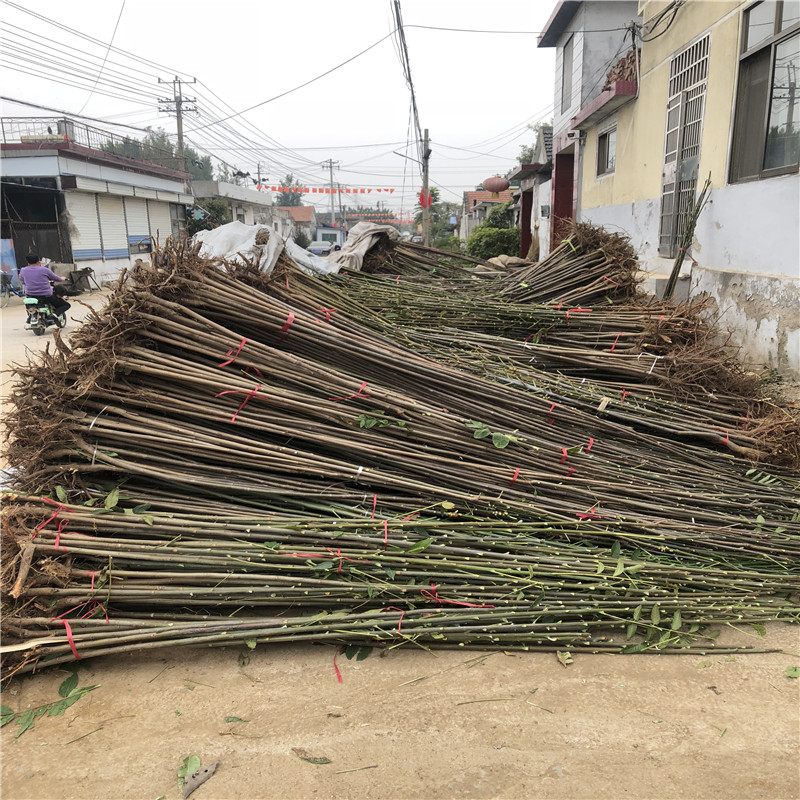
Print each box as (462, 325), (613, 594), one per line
(76, 0), (127, 115)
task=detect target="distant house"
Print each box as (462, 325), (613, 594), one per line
(0, 116), (192, 281)
(458, 189), (514, 240)
(287, 205), (317, 242)
(539, 0), (799, 374)
(192, 180), (273, 227)
(508, 124), (553, 259)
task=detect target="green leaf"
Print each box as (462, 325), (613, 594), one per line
(755, 514), (765, 524)
(384, 568), (396, 580)
(556, 651), (573, 668)
(178, 755), (202, 788)
(55, 485), (67, 502)
(104, 487), (120, 510)
(610, 541), (621, 559)
(0, 705), (15, 727)
(670, 610), (682, 631)
(785, 666), (800, 679)
(464, 420), (483, 429)
(58, 672), (79, 698)
(621, 642), (649, 654)
(311, 559), (335, 571)
(407, 538), (433, 554)
(343, 645), (360, 660)
(132, 503), (151, 514)
(14, 709), (35, 739)
(142, 515), (154, 526)
(299, 756), (332, 765)
(633, 605), (643, 621)
(440, 501), (455, 510)
(612, 558), (625, 577)
(224, 716), (246, 723)
(244, 638), (257, 650)
(626, 623), (638, 640)
(473, 428), (491, 439)
(491, 432), (511, 449)
(355, 646), (372, 662)
(595, 562), (604, 574)
(650, 604), (661, 625)
(749, 623), (766, 637)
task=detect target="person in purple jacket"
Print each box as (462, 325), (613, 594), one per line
(19, 254), (71, 316)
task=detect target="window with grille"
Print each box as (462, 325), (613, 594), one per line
(658, 35), (710, 257)
(730, 1), (800, 183)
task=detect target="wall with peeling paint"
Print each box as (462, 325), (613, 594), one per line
(691, 267), (800, 377)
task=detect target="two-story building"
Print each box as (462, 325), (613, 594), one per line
(1, 117), (192, 282)
(539, 0), (799, 375)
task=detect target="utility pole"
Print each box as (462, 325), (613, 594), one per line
(322, 159), (339, 229)
(158, 76), (197, 179)
(422, 128), (431, 246)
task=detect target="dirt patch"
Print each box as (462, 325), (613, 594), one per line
(2, 625), (798, 800)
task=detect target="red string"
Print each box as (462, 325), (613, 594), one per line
(559, 447), (568, 463)
(325, 547), (370, 574)
(621, 389), (629, 403)
(329, 381), (371, 402)
(395, 274), (400, 284)
(565, 467), (575, 478)
(383, 520), (388, 549)
(61, 620), (81, 660)
(610, 333), (621, 352)
(54, 519), (69, 551)
(576, 508), (602, 521)
(401, 511), (420, 521)
(603, 275), (620, 286)
(275, 311), (295, 345)
(35, 502), (65, 537)
(217, 337), (248, 367)
(315, 307), (337, 323)
(333, 651), (342, 683)
(547, 402), (556, 415)
(215, 384), (261, 423)
(509, 468), (520, 487)
(722, 430), (729, 444)
(371, 494), (377, 519)
(420, 583), (495, 608)
(384, 606), (407, 634)
(586, 437), (594, 453)
(556, 300), (563, 311)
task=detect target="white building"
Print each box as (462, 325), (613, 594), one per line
(1, 117), (192, 282)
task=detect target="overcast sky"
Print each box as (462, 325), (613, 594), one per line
(0, 0), (561, 214)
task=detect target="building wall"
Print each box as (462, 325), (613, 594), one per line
(577, 1), (799, 374)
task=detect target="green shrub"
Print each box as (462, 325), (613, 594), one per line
(465, 227), (520, 260)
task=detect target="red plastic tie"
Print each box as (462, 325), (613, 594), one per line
(275, 311), (295, 345)
(722, 430), (729, 444)
(371, 494), (377, 519)
(547, 402), (556, 415)
(325, 547), (369, 574)
(54, 518), (69, 551)
(61, 620), (81, 660)
(509, 468), (520, 488)
(383, 520), (388, 549)
(329, 381), (371, 402)
(420, 583), (495, 608)
(621, 389), (629, 403)
(217, 337), (248, 367)
(610, 333), (621, 352)
(395, 274), (400, 284)
(35, 502), (65, 537)
(315, 307), (337, 323)
(333, 651), (342, 683)
(586, 437), (594, 453)
(215, 383), (261, 423)
(384, 606), (407, 635)
(603, 275), (620, 286)
(565, 467), (575, 478)
(559, 447), (568, 464)
(576, 507), (602, 521)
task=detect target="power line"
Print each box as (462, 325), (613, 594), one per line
(185, 31), (396, 134)
(76, 0), (127, 115)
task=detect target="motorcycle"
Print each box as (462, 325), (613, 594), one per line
(24, 292), (67, 336)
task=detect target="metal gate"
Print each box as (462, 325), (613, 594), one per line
(658, 35), (709, 258)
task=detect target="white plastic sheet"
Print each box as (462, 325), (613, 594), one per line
(327, 222), (401, 271)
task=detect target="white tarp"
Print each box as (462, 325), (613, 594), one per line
(327, 222), (401, 271)
(193, 221), (339, 277)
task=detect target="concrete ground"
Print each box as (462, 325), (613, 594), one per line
(1, 290), (799, 800)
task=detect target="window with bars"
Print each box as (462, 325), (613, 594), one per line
(730, 1), (800, 182)
(658, 35), (710, 257)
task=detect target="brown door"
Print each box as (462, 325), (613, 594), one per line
(551, 151), (575, 249)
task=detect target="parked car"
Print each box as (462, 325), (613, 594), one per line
(307, 241), (335, 256)
(410, 234), (423, 243)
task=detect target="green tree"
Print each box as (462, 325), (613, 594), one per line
(184, 146), (212, 180)
(187, 197), (232, 236)
(483, 200), (514, 229)
(274, 174), (303, 207)
(465, 227), (520, 260)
